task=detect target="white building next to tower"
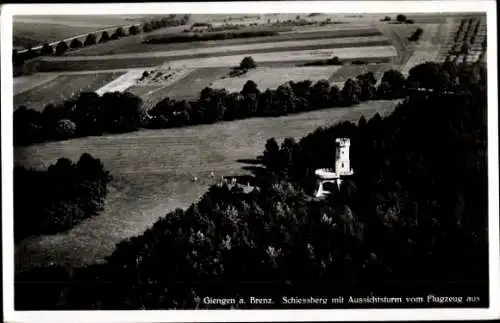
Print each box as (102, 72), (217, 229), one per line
(314, 137), (354, 198)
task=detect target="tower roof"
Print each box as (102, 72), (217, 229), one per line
(335, 137), (351, 146)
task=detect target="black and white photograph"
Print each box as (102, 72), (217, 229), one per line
(1, 1), (499, 322)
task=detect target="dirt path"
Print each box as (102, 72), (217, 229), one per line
(14, 100), (399, 272)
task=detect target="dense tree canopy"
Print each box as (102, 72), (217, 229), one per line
(14, 153), (112, 243)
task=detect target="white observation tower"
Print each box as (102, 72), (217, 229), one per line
(314, 137), (354, 198)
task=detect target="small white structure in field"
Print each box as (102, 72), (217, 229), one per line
(314, 137), (354, 198)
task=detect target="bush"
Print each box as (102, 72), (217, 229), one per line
(40, 43), (53, 55)
(408, 28), (424, 41)
(111, 27), (125, 40)
(84, 33), (97, 46)
(143, 22), (152, 33)
(55, 41), (68, 55)
(128, 25), (140, 35)
(70, 38), (83, 49)
(99, 31), (110, 43)
(239, 56), (257, 70)
(54, 119), (76, 139)
(396, 14), (407, 22)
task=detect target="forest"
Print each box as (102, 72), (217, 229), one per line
(15, 61), (488, 310)
(14, 153), (112, 243)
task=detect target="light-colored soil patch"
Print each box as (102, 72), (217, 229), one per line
(14, 72), (124, 111)
(211, 66), (343, 92)
(14, 99), (400, 271)
(13, 74), (59, 95)
(95, 68), (193, 95)
(95, 70), (147, 95)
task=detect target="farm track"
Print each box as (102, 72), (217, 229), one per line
(14, 100), (400, 272)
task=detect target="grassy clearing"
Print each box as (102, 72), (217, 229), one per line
(14, 99), (400, 271)
(14, 74), (59, 95)
(14, 72), (124, 111)
(211, 66), (343, 92)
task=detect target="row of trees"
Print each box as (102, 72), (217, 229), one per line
(15, 61), (488, 309)
(14, 153), (112, 243)
(13, 15), (190, 72)
(14, 60), (486, 147)
(143, 29), (280, 44)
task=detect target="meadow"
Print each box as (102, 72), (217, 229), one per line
(14, 99), (399, 271)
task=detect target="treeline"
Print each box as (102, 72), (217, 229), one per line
(13, 15), (190, 76)
(15, 61), (487, 309)
(14, 91), (147, 146)
(143, 30), (280, 44)
(14, 153), (112, 243)
(303, 56), (343, 66)
(14, 66), (400, 146)
(15, 61), (485, 147)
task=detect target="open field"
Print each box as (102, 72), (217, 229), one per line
(33, 45), (397, 72)
(14, 74), (59, 95)
(14, 72), (124, 111)
(14, 99), (400, 271)
(211, 66), (344, 92)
